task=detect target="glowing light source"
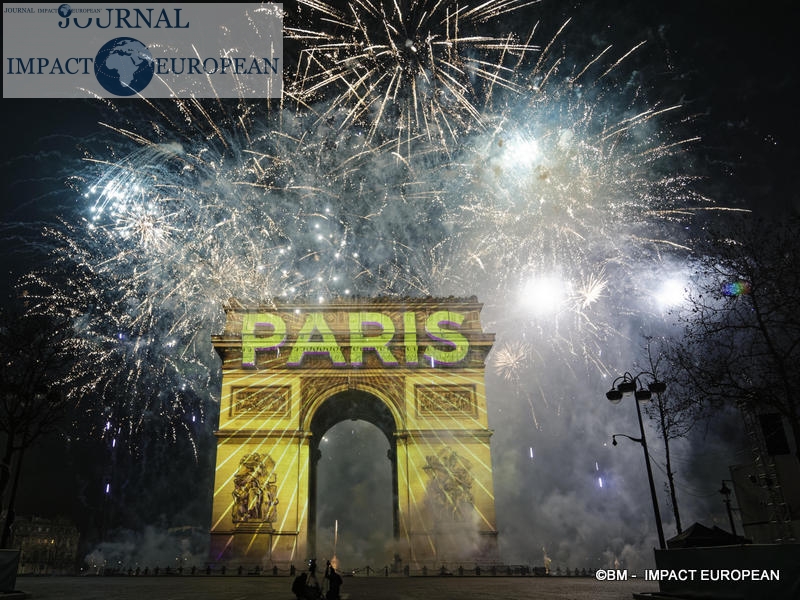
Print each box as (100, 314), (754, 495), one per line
(521, 276), (565, 315)
(501, 135), (541, 170)
(656, 278), (686, 309)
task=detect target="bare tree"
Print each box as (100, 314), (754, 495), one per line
(0, 305), (72, 546)
(674, 215), (800, 457)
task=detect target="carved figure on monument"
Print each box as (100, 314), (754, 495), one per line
(231, 452), (279, 523)
(423, 449), (474, 521)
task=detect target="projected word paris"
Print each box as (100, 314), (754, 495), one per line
(241, 310), (469, 368)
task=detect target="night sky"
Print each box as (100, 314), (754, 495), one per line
(1, 0), (797, 571)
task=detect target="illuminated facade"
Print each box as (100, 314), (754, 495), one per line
(209, 297), (498, 567)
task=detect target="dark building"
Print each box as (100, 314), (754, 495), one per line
(10, 515), (79, 574)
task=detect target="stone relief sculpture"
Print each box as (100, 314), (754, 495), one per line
(423, 449), (474, 522)
(231, 452), (279, 524)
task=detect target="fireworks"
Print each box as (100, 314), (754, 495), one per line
(19, 1), (712, 447)
(492, 340), (531, 383)
(287, 0), (540, 156)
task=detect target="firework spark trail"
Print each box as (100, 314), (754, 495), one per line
(23, 97), (454, 448)
(287, 0), (541, 156)
(430, 24), (710, 390)
(19, 1), (717, 445)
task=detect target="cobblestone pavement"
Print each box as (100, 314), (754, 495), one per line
(10, 575), (659, 600)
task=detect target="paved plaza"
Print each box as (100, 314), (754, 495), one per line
(9, 575), (659, 600)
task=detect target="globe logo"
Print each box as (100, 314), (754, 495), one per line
(58, 4), (71, 18)
(94, 37), (155, 97)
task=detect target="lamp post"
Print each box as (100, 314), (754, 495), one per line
(719, 480), (737, 536)
(606, 372), (667, 550)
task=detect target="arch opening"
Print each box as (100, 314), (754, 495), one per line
(308, 390), (399, 567)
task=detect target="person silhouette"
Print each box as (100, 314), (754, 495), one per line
(291, 571), (308, 599)
(305, 560), (322, 599)
(325, 562), (343, 600)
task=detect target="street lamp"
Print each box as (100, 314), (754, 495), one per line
(719, 480), (738, 536)
(606, 372), (667, 550)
